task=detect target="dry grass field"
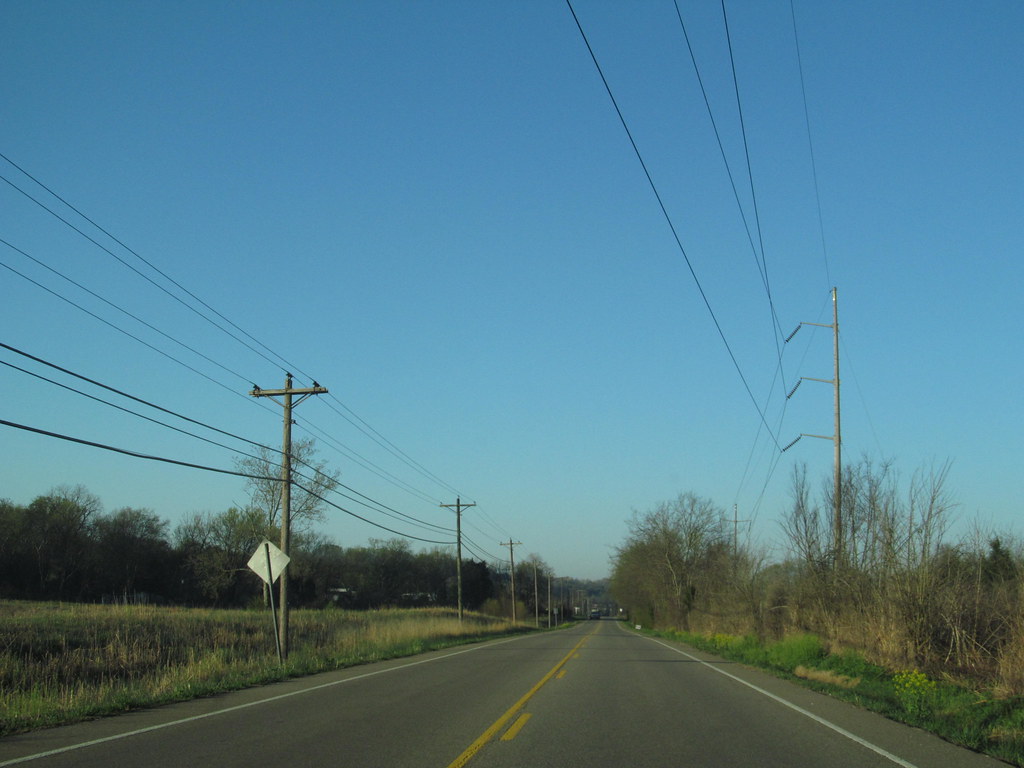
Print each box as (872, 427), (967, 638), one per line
(0, 600), (523, 736)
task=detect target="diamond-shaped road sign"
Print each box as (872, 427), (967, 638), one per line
(247, 540), (290, 585)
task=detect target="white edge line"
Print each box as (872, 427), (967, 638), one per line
(627, 626), (919, 768)
(0, 632), (535, 766)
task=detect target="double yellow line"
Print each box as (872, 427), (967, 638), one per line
(445, 629), (594, 768)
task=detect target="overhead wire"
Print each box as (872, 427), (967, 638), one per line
(462, 537), (502, 564)
(0, 418), (279, 482)
(565, 0), (782, 450)
(461, 503), (511, 541)
(1, 341), (455, 538)
(476, 506), (510, 539)
(788, 0), (833, 288)
(719, 0), (784, 345)
(0, 340), (266, 446)
(0, 357), (275, 461)
(292, 480), (455, 545)
(840, 334), (884, 457)
(672, 0), (796, 520)
(747, 289), (834, 519)
(461, 530), (504, 563)
(1, 153), (468, 509)
(0, 417), (454, 546)
(0, 169), (288, 373)
(669, 0), (796, 512)
(671, 0), (769, 304)
(0, 256), (260, 404)
(294, 416), (446, 506)
(322, 396), (464, 499)
(0, 237), (253, 387)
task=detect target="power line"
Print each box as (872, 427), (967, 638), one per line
(719, 0), (780, 338)
(323, 395), (463, 498)
(475, 505), (510, 540)
(0, 152), (300, 374)
(333, 479), (456, 536)
(462, 535), (503, 565)
(0, 340), (268, 447)
(0, 357), (273, 461)
(0, 255), (269, 408)
(461, 531), (504, 563)
(0, 417), (455, 546)
(0, 343), (370, 510)
(293, 480), (455, 546)
(295, 417), (445, 506)
(671, 0), (769, 301)
(788, 0), (833, 289)
(0, 418), (278, 481)
(2, 154), (465, 506)
(0, 237), (253, 387)
(0, 170), (287, 373)
(566, 0), (782, 450)
(839, 334), (884, 456)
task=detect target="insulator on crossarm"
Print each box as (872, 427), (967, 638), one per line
(785, 325), (802, 343)
(782, 435), (802, 452)
(786, 379), (802, 399)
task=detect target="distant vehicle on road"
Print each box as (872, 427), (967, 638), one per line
(589, 609), (601, 620)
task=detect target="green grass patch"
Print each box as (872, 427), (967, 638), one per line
(642, 626), (1024, 766)
(0, 600), (527, 736)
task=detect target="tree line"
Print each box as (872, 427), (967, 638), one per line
(0, 480), (605, 620)
(610, 459), (1024, 692)
(0, 484), (479, 608)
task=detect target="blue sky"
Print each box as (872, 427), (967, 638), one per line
(2, 1), (1021, 580)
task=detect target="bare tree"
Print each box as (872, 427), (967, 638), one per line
(611, 493), (726, 630)
(234, 437), (340, 535)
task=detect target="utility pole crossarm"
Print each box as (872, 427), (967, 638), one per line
(500, 539), (523, 624)
(250, 386), (328, 397)
(441, 497), (476, 622)
(248, 373), (328, 660)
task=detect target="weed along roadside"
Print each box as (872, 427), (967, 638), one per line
(0, 601), (532, 737)
(638, 627), (1024, 766)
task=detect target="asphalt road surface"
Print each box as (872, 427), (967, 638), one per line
(0, 620), (1008, 767)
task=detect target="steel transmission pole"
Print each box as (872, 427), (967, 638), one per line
(441, 497), (475, 621)
(831, 287), (842, 562)
(784, 287), (842, 564)
(250, 373), (327, 659)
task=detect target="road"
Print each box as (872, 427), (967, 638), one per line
(0, 620), (1006, 767)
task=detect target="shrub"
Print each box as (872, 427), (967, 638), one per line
(893, 669), (938, 718)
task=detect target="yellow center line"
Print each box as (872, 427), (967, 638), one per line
(445, 627), (596, 768)
(499, 713), (531, 742)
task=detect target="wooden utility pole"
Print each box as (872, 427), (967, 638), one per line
(547, 573), (552, 628)
(250, 373), (327, 659)
(441, 497), (475, 621)
(501, 539), (522, 623)
(533, 561), (539, 628)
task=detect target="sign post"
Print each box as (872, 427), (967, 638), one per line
(247, 540), (290, 664)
